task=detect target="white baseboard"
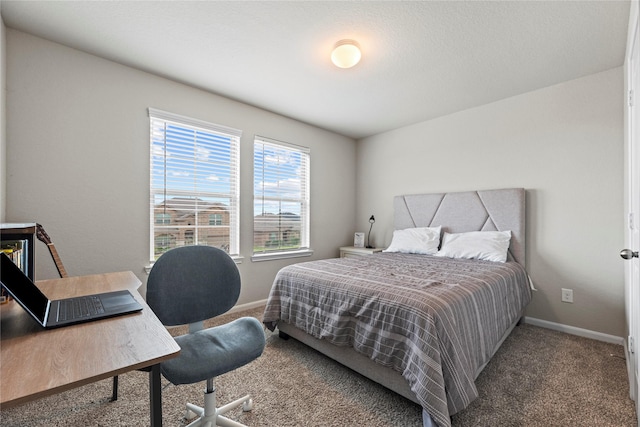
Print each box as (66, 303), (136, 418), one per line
(230, 299), (267, 314)
(523, 316), (625, 346)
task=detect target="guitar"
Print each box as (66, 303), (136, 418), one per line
(35, 223), (68, 278)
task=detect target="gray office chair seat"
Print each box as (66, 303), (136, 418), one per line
(162, 317), (265, 385)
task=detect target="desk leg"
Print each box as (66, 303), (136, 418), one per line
(149, 364), (162, 427)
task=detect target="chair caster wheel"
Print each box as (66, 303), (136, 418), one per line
(242, 398), (254, 412)
(185, 409), (197, 420)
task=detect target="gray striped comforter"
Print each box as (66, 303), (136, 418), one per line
(263, 253), (531, 427)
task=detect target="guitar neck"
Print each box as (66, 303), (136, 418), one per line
(35, 224), (69, 279)
(46, 243), (68, 278)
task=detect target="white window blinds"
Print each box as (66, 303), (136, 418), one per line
(253, 136), (310, 255)
(149, 108), (241, 259)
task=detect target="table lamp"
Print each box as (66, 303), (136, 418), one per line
(366, 215), (375, 248)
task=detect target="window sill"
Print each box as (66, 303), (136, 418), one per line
(251, 249), (314, 262)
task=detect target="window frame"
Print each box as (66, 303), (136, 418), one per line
(252, 135), (312, 262)
(148, 108), (241, 261)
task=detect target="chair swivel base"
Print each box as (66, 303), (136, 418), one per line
(184, 387), (254, 427)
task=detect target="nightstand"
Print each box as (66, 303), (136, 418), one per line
(339, 246), (384, 258)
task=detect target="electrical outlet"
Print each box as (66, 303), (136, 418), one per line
(561, 288), (573, 303)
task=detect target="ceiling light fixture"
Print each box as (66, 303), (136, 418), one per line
(331, 40), (361, 69)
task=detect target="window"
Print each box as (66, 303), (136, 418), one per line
(253, 136), (310, 259)
(209, 213), (223, 226)
(155, 213), (171, 225)
(149, 108), (241, 260)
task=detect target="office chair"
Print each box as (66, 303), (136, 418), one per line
(146, 245), (266, 427)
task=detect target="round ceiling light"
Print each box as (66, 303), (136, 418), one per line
(331, 40), (361, 69)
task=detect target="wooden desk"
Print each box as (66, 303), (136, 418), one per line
(0, 271), (180, 426)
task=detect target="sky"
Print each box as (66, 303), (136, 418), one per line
(151, 121), (306, 218)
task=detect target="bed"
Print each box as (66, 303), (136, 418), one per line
(263, 188), (532, 427)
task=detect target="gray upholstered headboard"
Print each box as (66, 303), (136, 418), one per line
(394, 188), (526, 266)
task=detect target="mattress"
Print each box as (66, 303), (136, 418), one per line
(263, 252), (531, 427)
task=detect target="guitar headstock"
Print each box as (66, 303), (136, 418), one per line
(35, 223), (52, 245)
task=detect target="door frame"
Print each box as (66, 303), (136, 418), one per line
(624, 0), (640, 415)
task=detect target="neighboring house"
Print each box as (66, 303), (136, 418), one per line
(154, 198), (302, 255)
(153, 197), (230, 255)
(253, 212), (301, 251)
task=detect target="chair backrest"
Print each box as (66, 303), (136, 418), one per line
(146, 246), (240, 327)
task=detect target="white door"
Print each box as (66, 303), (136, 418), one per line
(624, 3), (640, 420)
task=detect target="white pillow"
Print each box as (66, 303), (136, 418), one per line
(435, 230), (512, 263)
(383, 226), (441, 255)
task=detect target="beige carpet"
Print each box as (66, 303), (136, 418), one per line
(1, 306), (637, 427)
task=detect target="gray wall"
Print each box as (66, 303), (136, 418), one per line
(5, 29), (357, 303)
(356, 67), (625, 337)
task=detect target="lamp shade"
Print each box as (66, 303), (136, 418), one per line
(331, 40), (361, 69)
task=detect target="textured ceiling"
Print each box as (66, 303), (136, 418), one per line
(0, 1), (631, 139)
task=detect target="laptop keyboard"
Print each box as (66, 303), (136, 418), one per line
(58, 296), (105, 321)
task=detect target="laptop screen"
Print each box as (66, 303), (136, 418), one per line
(0, 252), (49, 324)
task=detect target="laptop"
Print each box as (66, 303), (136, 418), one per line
(0, 252), (143, 328)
